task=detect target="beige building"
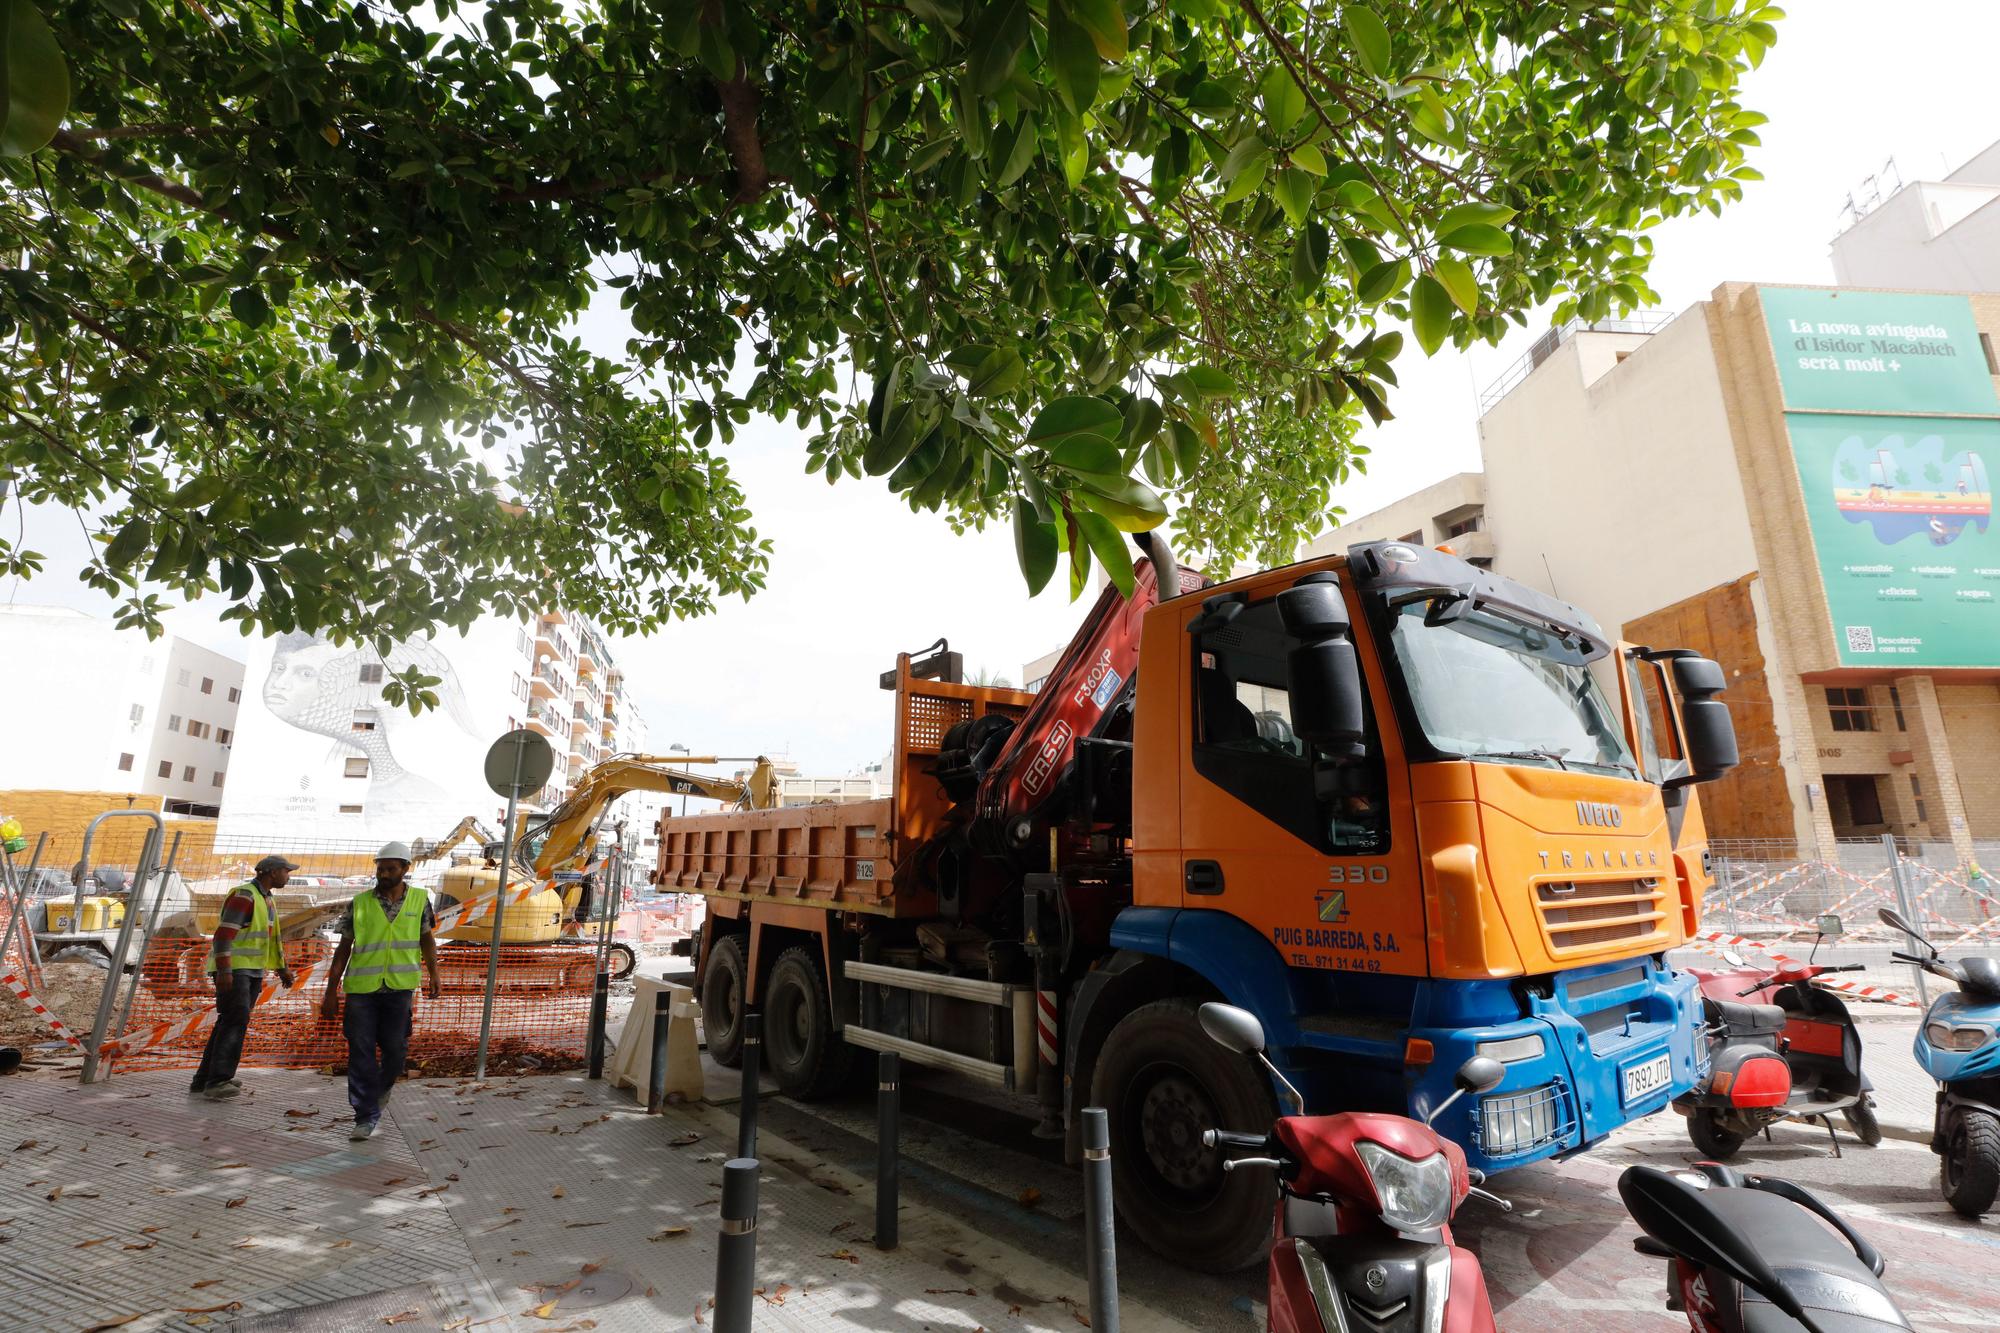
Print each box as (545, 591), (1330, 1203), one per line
(1309, 282), (2000, 863)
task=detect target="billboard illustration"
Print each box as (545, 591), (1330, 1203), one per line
(1788, 414), (2000, 667)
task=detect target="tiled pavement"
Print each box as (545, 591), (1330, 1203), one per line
(0, 1064), (1198, 1332)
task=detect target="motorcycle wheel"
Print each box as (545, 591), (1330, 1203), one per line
(1688, 1110), (1745, 1159)
(1843, 1099), (1883, 1147)
(1942, 1113), (2000, 1218)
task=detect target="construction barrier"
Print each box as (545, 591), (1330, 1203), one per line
(1688, 930), (1924, 1008)
(0, 829), (656, 1076)
(1707, 837), (2000, 952)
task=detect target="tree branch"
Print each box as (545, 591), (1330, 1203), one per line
(715, 70), (771, 205)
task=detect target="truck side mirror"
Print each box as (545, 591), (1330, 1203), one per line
(1278, 575), (1365, 762)
(1667, 655), (1737, 788)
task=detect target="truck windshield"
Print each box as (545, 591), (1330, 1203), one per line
(1386, 601), (1637, 777)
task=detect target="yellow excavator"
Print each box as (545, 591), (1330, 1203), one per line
(435, 754), (778, 985)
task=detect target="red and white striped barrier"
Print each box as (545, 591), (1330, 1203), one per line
(1, 969), (87, 1049)
(1693, 931), (1924, 1008)
(98, 878), (552, 1063)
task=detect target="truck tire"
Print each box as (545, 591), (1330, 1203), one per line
(1942, 1111), (2000, 1218)
(702, 934), (749, 1067)
(763, 946), (852, 1099)
(1687, 1109), (1745, 1159)
(1091, 998), (1276, 1272)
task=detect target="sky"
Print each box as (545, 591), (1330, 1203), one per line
(11, 0), (2000, 780)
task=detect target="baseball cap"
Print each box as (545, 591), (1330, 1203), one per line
(255, 854), (302, 873)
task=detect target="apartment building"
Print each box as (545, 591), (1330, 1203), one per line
(0, 606), (246, 817)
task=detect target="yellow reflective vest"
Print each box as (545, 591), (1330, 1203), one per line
(344, 887), (430, 993)
(207, 883), (283, 974)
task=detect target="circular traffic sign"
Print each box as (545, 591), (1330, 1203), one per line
(484, 728), (555, 797)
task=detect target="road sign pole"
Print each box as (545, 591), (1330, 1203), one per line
(475, 741), (527, 1080)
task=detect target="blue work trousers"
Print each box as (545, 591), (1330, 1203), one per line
(191, 970), (265, 1092)
(342, 988), (415, 1124)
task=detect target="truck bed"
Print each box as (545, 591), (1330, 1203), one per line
(655, 797), (900, 914)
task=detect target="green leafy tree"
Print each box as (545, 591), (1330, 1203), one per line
(3, 0), (1775, 693)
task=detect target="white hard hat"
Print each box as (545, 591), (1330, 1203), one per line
(375, 841), (413, 862)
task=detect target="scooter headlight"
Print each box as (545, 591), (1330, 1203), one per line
(1928, 1022), (1992, 1053)
(1354, 1142), (1455, 1234)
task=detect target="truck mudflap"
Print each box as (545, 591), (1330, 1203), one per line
(1408, 957), (1703, 1175)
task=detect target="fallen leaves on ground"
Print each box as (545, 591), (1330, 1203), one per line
(330, 1239), (354, 1249)
(526, 1299), (561, 1319)
(215, 1161), (249, 1169)
(225, 1197), (247, 1208)
(15, 1140), (37, 1151)
(80, 1318), (139, 1331)
(284, 1108), (318, 1118)
(382, 1311), (424, 1325)
(122, 1240), (156, 1251)
(75, 1237), (114, 1248)
(926, 1288), (976, 1297)
(649, 1227), (689, 1241)
(551, 1184), (565, 1198)
(669, 1132), (701, 1147)
(139, 1225), (163, 1234)
(175, 1303), (243, 1315)
(760, 1283), (792, 1306)
(1017, 1187), (1042, 1209)
(562, 1221), (605, 1229)
(580, 1260), (604, 1276)
(826, 1249), (860, 1264)
(190, 1280), (222, 1290)
(416, 1185), (450, 1199)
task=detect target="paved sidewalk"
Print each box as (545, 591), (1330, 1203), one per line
(0, 1065), (1196, 1332)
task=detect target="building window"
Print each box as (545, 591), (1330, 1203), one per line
(212, 771), (225, 787)
(167, 714), (182, 732)
(338, 804), (364, 815)
(187, 721), (206, 739)
(129, 703), (145, 724)
(227, 686), (241, 704)
(1983, 332), (1999, 375)
(1911, 775), (1928, 824)
(217, 728), (232, 745)
(181, 764), (196, 782)
(1399, 530), (1423, 545)
(1827, 687), (1875, 732)
(358, 664), (385, 685)
(1887, 684), (1907, 731)
(200, 677), (214, 694)
(352, 709), (379, 732)
(118, 753), (134, 772)
(1444, 514), (1483, 537)
(158, 760), (173, 778)
(344, 758), (370, 778)
(177, 669), (191, 687)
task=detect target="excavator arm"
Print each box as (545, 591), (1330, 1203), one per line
(515, 754), (780, 886)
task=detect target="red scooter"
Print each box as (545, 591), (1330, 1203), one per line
(1197, 1002), (1508, 1333)
(1677, 915), (1880, 1158)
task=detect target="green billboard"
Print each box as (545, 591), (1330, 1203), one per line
(1759, 287), (2000, 668)
(1761, 288), (1999, 415)
(1786, 414), (1998, 666)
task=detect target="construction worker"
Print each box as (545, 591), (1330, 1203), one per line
(319, 841), (441, 1141)
(190, 855), (300, 1100)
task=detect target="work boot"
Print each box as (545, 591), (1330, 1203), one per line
(350, 1118), (377, 1142)
(203, 1082), (241, 1101)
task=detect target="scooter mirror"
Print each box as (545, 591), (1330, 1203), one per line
(1877, 906), (1926, 944)
(1455, 1055), (1505, 1095)
(1817, 913), (1844, 939)
(1198, 1003), (1267, 1056)
(1720, 949), (1745, 967)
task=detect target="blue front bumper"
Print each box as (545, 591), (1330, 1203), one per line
(1406, 958), (1704, 1175)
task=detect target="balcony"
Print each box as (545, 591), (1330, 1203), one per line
(529, 662), (564, 700)
(599, 716), (616, 743)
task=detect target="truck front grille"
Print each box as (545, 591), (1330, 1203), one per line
(1535, 878), (1666, 955)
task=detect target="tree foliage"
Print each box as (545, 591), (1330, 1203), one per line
(2, 0), (1776, 664)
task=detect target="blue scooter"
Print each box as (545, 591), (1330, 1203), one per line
(1879, 906), (2000, 1217)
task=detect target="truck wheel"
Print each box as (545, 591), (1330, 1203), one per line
(1687, 1110), (1745, 1160)
(701, 934), (748, 1067)
(763, 946), (851, 1099)
(1942, 1112), (2000, 1217)
(1092, 998), (1276, 1273)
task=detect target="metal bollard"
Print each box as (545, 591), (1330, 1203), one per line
(586, 970), (610, 1080)
(1080, 1106), (1120, 1333)
(737, 1012), (762, 1160)
(713, 1158), (759, 1333)
(645, 988), (671, 1114)
(876, 1049), (899, 1251)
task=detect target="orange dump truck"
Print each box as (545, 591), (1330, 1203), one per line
(658, 536), (1739, 1269)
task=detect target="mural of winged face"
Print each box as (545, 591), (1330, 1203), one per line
(264, 632), (482, 809)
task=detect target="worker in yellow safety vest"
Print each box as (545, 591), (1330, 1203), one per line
(190, 855), (300, 1100)
(320, 841), (441, 1141)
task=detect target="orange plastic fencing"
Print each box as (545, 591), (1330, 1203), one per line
(3, 828), (616, 1076)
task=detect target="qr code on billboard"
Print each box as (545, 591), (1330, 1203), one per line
(1845, 625), (1877, 654)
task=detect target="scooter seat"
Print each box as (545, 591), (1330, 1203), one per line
(1703, 996), (1788, 1036)
(1701, 1188), (1910, 1332)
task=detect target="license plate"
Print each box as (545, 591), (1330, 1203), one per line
(1621, 1053), (1672, 1106)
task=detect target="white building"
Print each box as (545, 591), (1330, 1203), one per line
(0, 606), (245, 816)
(1831, 141), (2000, 293)
(216, 608), (649, 847)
